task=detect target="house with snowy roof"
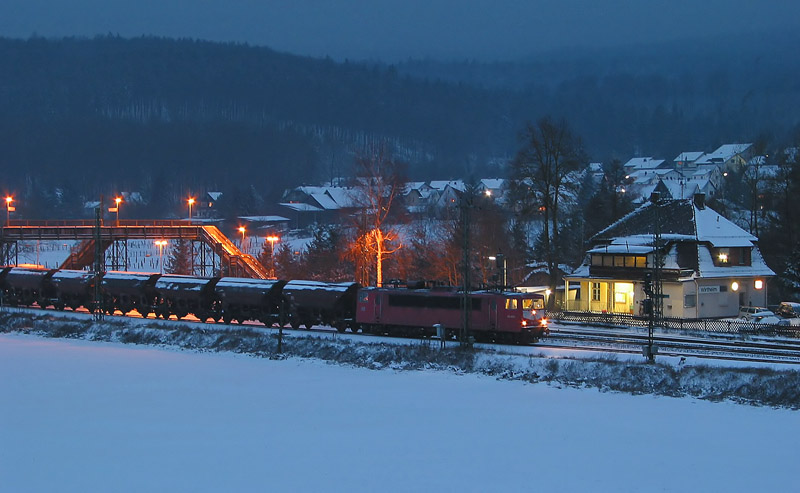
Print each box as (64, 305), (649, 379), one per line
(565, 193), (774, 318)
(695, 143), (753, 171)
(674, 151), (706, 168)
(622, 157), (666, 174)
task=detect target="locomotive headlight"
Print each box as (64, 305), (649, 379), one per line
(540, 318), (548, 326)
(521, 320), (528, 327)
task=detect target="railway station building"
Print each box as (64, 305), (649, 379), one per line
(564, 193), (774, 319)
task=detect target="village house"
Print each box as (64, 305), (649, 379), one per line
(565, 193), (774, 319)
(694, 143), (753, 171)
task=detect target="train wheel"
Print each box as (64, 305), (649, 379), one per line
(304, 322), (314, 330)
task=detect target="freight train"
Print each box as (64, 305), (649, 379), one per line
(0, 266), (549, 344)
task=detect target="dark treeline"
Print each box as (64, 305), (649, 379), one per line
(1, 34), (799, 219)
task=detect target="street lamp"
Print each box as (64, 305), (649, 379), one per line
(155, 240), (168, 274)
(187, 197), (195, 219)
(5, 196), (14, 225)
(266, 235), (280, 278)
(238, 226), (246, 251)
(115, 197), (122, 223)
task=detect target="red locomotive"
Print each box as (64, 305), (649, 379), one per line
(356, 285), (548, 344)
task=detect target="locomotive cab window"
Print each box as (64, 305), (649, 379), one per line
(505, 299), (518, 310)
(523, 298), (545, 310)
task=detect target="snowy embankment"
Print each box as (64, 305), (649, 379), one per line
(2, 334), (799, 492)
(1, 309), (798, 409)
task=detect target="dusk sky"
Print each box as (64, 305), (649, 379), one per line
(1, 0), (798, 61)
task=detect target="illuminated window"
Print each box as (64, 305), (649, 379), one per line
(754, 279), (763, 290)
(505, 299), (518, 310)
(614, 292), (627, 303)
(716, 248), (731, 266)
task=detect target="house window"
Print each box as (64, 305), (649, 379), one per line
(591, 283), (601, 302)
(712, 247), (752, 267)
(684, 294), (697, 308)
(591, 254), (647, 268)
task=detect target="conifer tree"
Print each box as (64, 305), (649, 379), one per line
(166, 239), (192, 275)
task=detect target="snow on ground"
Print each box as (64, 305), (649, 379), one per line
(0, 333), (797, 492)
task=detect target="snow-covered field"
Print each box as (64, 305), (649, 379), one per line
(1, 333), (797, 492)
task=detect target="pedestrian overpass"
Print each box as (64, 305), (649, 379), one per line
(0, 220), (270, 279)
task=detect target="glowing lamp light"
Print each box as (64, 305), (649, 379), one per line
(754, 279), (763, 290)
(484, 189), (492, 197)
(731, 281), (740, 292)
(718, 253), (728, 263)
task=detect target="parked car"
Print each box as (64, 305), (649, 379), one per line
(775, 302), (800, 318)
(751, 314), (788, 325)
(738, 306), (774, 320)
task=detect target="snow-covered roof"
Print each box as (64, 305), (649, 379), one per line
(326, 188), (362, 209)
(659, 180), (702, 200)
(693, 205), (756, 247)
(207, 192), (223, 201)
(587, 244), (653, 255)
(295, 186), (329, 195)
(310, 193), (340, 210)
(429, 180), (464, 191)
(674, 151), (705, 164)
(695, 143), (752, 165)
(623, 157), (665, 170)
(594, 198), (758, 248)
(479, 178), (504, 190)
(238, 216), (290, 223)
(280, 202), (323, 213)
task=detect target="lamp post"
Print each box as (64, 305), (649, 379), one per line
(114, 197), (122, 224)
(5, 196), (14, 225)
(187, 197), (195, 219)
(266, 235), (280, 278)
(238, 226), (246, 252)
(155, 240), (167, 274)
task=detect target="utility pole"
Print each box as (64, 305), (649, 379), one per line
(460, 193), (472, 347)
(644, 192), (664, 362)
(93, 201), (104, 321)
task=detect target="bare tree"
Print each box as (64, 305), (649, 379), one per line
(348, 142), (407, 286)
(509, 116), (585, 304)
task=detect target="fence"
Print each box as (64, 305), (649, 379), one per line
(553, 310), (800, 337)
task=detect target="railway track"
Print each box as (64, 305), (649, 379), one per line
(5, 305), (800, 365)
(543, 325), (800, 364)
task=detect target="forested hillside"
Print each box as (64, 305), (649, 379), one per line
(0, 34), (798, 217)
